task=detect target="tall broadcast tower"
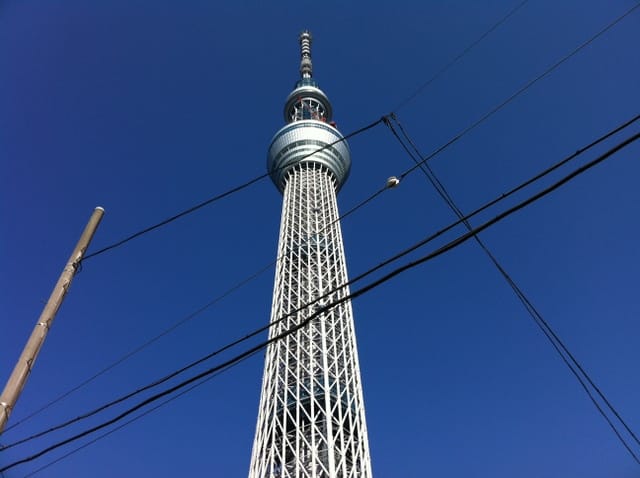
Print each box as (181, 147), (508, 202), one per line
(248, 32), (373, 477)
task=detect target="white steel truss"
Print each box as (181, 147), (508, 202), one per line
(249, 162), (372, 478)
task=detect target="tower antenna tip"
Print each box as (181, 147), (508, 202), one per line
(299, 30), (313, 78)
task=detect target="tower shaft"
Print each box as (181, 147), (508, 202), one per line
(249, 163), (371, 477)
(249, 31), (372, 478)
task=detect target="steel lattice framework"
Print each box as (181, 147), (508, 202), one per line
(248, 32), (372, 478)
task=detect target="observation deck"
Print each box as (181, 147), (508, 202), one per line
(267, 31), (351, 193)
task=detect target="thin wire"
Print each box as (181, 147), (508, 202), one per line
(81, 117), (385, 262)
(20, 349), (262, 478)
(25, 111), (633, 447)
(392, 0), (529, 112)
(82, 173), (268, 261)
(1, 262), (272, 436)
(347, 117), (640, 293)
(387, 114), (640, 458)
(11, 2), (636, 433)
(397, 2), (640, 181)
(5, 109), (637, 453)
(2, 131), (637, 474)
(79, 0), (640, 264)
(0, 170), (396, 438)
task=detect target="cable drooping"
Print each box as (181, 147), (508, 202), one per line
(2, 131), (637, 474)
(13, 0), (636, 439)
(386, 113), (640, 462)
(80, 0), (640, 265)
(81, 117), (384, 262)
(4, 112), (637, 450)
(1, 174), (395, 441)
(1, 261), (275, 436)
(20, 348), (263, 478)
(396, 2), (640, 181)
(392, 0), (530, 112)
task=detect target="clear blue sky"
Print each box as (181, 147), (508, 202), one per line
(2, 1), (640, 477)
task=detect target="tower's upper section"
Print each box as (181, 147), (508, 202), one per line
(268, 31), (351, 193)
(283, 31), (333, 124)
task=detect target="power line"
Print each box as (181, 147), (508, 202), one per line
(13, 0), (635, 435)
(81, 117), (384, 262)
(6, 111), (635, 450)
(1, 261), (274, 435)
(351, 115), (640, 293)
(3, 131), (637, 474)
(396, 2), (640, 181)
(20, 348), (263, 478)
(77, 0), (640, 265)
(392, 0), (529, 112)
(386, 113), (640, 462)
(0, 174), (391, 438)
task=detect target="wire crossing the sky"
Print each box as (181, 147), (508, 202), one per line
(3, 130), (638, 474)
(385, 112), (640, 464)
(24, 3), (635, 438)
(81, 117), (384, 262)
(395, 1), (640, 181)
(20, 349), (264, 478)
(0, 184), (397, 449)
(4, 112), (638, 453)
(80, 0), (640, 263)
(392, 0), (530, 112)
(4, 6), (638, 473)
(2, 167), (395, 439)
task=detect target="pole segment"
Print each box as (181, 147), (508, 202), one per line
(0, 207), (105, 434)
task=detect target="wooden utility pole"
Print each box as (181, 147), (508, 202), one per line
(0, 207), (105, 434)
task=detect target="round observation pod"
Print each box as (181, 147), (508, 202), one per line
(283, 80), (333, 123)
(267, 120), (351, 193)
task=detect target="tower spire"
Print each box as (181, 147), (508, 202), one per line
(299, 30), (313, 78)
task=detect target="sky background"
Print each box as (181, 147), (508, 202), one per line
(2, 1), (640, 477)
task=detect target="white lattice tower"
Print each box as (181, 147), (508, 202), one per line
(248, 32), (373, 478)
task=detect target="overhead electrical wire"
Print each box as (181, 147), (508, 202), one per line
(392, 0), (530, 112)
(1, 186), (395, 448)
(79, 0), (640, 264)
(1, 261), (275, 435)
(81, 117), (384, 262)
(4, 112), (638, 452)
(17, 0), (633, 438)
(20, 348), (264, 478)
(0, 118), (386, 433)
(395, 1), (640, 181)
(4, 4), (637, 469)
(2, 131), (638, 474)
(385, 113), (640, 462)
(2, 177), (393, 438)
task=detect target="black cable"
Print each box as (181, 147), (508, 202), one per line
(1, 261), (274, 435)
(2, 170), (394, 441)
(5, 112), (637, 453)
(82, 172), (269, 261)
(79, 0), (640, 265)
(396, 2), (640, 181)
(347, 117), (640, 296)
(2, 131), (637, 474)
(20, 348), (262, 478)
(387, 114), (640, 460)
(11, 0), (636, 434)
(14, 1), (636, 435)
(81, 117), (385, 262)
(15, 111), (632, 449)
(392, 0), (529, 112)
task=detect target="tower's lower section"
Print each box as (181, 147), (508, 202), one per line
(249, 163), (372, 478)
